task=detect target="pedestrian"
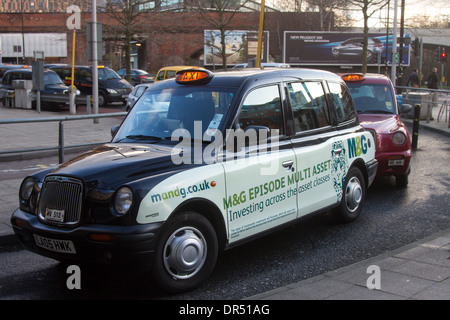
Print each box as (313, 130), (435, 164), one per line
(426, 67), (439, 108)
(426, 67), (438, 89)
(406, 68), (420, 88)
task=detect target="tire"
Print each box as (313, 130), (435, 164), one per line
(367, 50), (374, 62)
(396, 174), (409, 187)
(152, 211), (218, 293)
(332, 167), (366, 223)
(98, 92), (107, 108)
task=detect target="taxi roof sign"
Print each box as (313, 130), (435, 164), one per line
(341, 74), (365, 82)
(176, 69), (213, 85)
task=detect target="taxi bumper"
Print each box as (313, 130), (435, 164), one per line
(11, 208), (163, 271)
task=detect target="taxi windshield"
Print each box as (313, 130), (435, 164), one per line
(113, 86), (236, 143)
(346, 83), (396, 115)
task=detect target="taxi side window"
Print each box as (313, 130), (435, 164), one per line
(238, 85), (283, 134)
(327, 81), (356, 124)
(156, 71), (165, 81)
(288, 81), (330, 132)
(166, 70), (177, 79)
(80, 69), (92, 81)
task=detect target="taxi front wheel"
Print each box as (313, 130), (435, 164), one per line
(332, 167), (366, 223)
(152, 211), (218, 293)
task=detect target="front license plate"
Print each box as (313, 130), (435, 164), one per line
(122, 94), (129, 99)
(45, 208), (64, 223)
(33, 234), (76, 254)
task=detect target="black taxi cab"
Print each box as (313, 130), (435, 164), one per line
(11, 68), (377, 293)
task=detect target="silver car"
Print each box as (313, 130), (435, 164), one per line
(332, 37), (384, 62)
(125, 83), (153, 111)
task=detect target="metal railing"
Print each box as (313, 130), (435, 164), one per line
(396, 86), (450, 128)
(0, 112), (127, 163)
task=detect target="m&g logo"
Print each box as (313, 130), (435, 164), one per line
(347, 136), (368, 158)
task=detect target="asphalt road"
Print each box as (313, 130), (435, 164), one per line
(0, 125), (449, 300)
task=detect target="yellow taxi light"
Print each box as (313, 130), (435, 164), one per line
(341, 74), (365, 82)
(176, 69), (213, 84)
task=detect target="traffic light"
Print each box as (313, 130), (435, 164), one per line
(441, 49), (447, 63)
(435, 47), (441, 62)
(413, 37), (419, 57)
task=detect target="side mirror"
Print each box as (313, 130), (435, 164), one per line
(111, 125), (120, 138)
(399, 103), (412, 114)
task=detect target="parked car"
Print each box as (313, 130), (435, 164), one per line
(116, 69), (155, 86)
(342, 73), (412, 187)
(0, 64), (28, 83)
(0, 64), (29, 99)
(125, 83), (153, 111)
(155, 65), (205, 82)
(232, 62), (291, 69)
(332, 37), (384, 62)
(0, 68), (73, 110)
(11, 68), (377, 293)
(48, 65), (133, 107)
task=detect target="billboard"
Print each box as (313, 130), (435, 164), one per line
(284, 31), (410, 66)
(204, 30), (269, 67)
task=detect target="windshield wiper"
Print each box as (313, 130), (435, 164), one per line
(358, 110), (394, 114)
(124, 135), (164, 141)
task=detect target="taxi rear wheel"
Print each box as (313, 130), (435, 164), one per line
(152, 211), (218, 293)
(333, 167), (365, 223)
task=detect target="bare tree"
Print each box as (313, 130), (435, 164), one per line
(306, 0), (349, 31)
(347, 0), (388, 73)
(99, 0), (154, 80)
(187, 0), (252, 70)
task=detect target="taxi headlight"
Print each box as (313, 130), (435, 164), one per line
(20, 177), (35, 201)
(114, 186), (133, 216)
(393, 132), (406, 146)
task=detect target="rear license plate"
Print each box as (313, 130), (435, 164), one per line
(45, 208), (64, 223)
(388, 159), (404, 166)
(33, 234), (76, 254)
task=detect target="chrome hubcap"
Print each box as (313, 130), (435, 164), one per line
(163, 227), (207, 280)
(345, 177), (362, 213)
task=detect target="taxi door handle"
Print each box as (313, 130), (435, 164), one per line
(282, 160), (294, 171)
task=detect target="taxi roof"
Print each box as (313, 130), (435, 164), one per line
(152, 68), (343, 89)
(341, 72), (392, 85)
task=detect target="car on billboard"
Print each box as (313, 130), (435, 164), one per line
(332, 37), (384, 62)
(342, 73), (412, 187)
(11, 68), (377, 293)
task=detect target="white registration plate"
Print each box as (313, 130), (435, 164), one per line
(388, 159), (404, 166)
(122, 94), (129, 99)
(45, 208), (64, 223)
(33, 234), (76, 254)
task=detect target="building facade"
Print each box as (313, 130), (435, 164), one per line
(0, 0), (92, 13)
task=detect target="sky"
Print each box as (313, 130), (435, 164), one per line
(355, 0), (450, 28)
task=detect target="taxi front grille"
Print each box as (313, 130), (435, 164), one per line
(38, 176), (83, 226)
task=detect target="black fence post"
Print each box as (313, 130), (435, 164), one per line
(58, 121), (64, 163)
(412, 104), (420, 151)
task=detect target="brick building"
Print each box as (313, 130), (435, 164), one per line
(0, 10), (330, 72)
(0, 0), (92, 13)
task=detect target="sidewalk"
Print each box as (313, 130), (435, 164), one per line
(0, 103), (449, 300)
